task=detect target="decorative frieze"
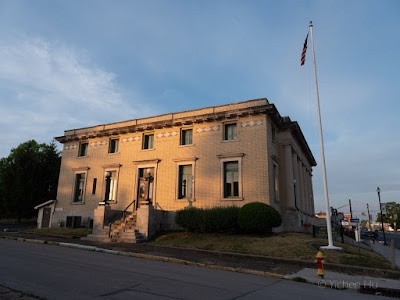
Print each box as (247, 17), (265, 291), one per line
(156, 131), (178, 138)
(90, 141), (107, 147)
(121, 136), (140, 143)
(241, 120), (263, 127)
(196, 125), (219, 133)
(64, 144), (78, 150)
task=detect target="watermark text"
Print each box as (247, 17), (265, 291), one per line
(318, 279), (379, 290)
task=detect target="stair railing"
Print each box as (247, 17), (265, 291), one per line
(108, 199), (136, 238)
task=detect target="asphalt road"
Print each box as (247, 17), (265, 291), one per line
(370, 231), (400, 249)
(0, 239), (391, 300)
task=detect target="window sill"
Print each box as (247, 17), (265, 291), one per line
(221, 197), (243, 201)
(99, 201), (117, 205)
(141, 148), (155, 151)
(77, 155), (88, 159)
(71, 202), (85, 205)
(221, 139), (240, 143)
(179, 144), (195, 148)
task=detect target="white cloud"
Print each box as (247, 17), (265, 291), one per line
(0, 36), (140, 157)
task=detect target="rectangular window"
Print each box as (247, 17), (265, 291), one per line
(224, 123), (237, 141)
(180, 129), (193, 145)
(143, 134), (154, 150)
(92, 178), (97, 194)
(73, 173), (86, 203)
(224, 161), (239, 198)
(178, 165), (193, 199)
(78, 142), (88, 157)
(108, 138), (119, 153)
(105, 171), (118, 202)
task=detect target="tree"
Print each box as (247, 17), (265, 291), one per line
(0, 140), (61, 220)
(376, 201), (400, 229)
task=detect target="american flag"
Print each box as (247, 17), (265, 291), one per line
(301, 33), (308, 66)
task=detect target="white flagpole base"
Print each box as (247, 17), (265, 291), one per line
(321, 245), (342, 250)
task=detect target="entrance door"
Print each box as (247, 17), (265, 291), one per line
(137, 168), (154, 207)
(41, 207), (51, 228)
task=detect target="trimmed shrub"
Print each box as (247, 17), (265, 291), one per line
(174, 206), (240, 234)
(204, 206), (240, 234)
(175, 207), (203, 233)
(238, 202), (282, 233)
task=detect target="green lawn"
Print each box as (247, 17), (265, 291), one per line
(17, 227), (394, 270)
(151, 231), (393, 270)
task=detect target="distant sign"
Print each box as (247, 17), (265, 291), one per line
(350, 218), (359, 224)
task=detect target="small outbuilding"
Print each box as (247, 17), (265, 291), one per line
(34, 200), (56, 228)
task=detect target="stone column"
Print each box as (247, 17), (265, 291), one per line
(292, 153), (300, 210)
(284, 145), (295, 210)
(297, 159), (305, 213)
(304, 169), (310, 214)
(309, 172), (315, 215)
(303, 166), (309, 214)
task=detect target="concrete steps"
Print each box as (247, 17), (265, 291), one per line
(109, 212), (145, 243)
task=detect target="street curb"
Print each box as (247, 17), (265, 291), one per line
(2, 235), (399, 280)
(1, 235), (288, 280)
(150, 244), (400, 280)
(4, 236), (400, 297)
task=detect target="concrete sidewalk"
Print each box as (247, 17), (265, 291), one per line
(369, 241), (400, 269)
(288, 267), (400, 291)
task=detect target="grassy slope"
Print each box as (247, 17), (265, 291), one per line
(151, 232), (392, 270)
(20, 228), (393, 270)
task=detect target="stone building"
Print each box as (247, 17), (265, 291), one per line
(41, 98), (317, 241)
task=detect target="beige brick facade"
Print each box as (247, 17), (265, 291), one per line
(52, 98), (317, 232)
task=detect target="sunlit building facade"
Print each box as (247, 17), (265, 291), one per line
(45, 98), (316, 234)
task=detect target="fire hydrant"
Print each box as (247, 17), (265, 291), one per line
(315, 250), (325, 278)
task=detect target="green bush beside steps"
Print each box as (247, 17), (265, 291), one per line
(175, 202), (282, 234)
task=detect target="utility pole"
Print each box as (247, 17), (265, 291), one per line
(349, 199), (353, 219)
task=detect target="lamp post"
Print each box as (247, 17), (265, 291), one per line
(104, 171), (111, 204)
(377, 187), (387, 246)
(367, 203), (374, 244)
(146, 168), (153, 204)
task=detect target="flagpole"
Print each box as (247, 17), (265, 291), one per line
(309, 21), (341, 250)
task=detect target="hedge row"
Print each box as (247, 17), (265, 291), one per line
(174, 206), (240, 234)
(174, 202), (282, 234)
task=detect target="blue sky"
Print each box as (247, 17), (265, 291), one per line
(0, 0), (399, 219)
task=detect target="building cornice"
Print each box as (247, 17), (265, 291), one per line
(55, 98), (273, 143)
(55, 97), (316, 166)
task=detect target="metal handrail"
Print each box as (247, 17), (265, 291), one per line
(122, 199), (136, 219)
(108, 199), (136, 238)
